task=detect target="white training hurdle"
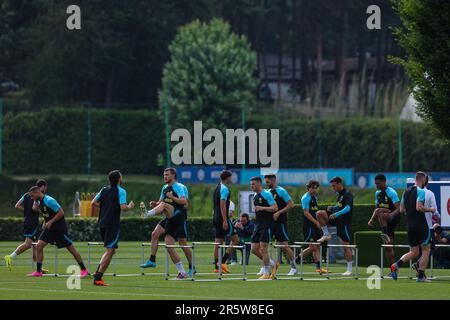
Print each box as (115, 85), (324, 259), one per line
(380, 244), (413, 279)
(430, 244), (450, 280)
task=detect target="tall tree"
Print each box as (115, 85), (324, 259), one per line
(392, 0), (450, 140)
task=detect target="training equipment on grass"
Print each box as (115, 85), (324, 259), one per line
(31, 242), (59, 277)
(325, 244), (359, 280)
(430, 244), (450, 280)
(190, 242), (247, 282)
(380, 244), (413, 279)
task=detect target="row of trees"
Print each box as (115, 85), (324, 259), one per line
(0, 0), (403, 108)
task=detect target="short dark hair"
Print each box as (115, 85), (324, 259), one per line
(306, 180), (320, 189)
(240, 213), (250, 220)
(28, 186), (40, 193)
(329, 176), (343, 184)
(164, 167), (177, 178)
(108, 170), (122, 186)
(220, 170), (232, 180)
(36, 179), (48, 187)
(250, 176), (262, 183)
(374, 174), (386, 182)
(416, 171), (427, 180)
(264, 174), (276, 180)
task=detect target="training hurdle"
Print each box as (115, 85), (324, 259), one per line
(272, 243), (303, 280)
(380, 244), (413, 279)
(325, 244), (359, 280)
(190, 242), (247, 282)
(140, 242), (170, 277)
(430, 244), (450, 280)
(293, 242), (325, 280)
(86, 242), (118, 276)
(31, 242), (59, 277)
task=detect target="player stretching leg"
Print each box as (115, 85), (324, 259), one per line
(5, 180), (48, 273)
(28, 186), (89, 278)
(145, 168), (189, 279)
(250, 177), (278, 280)
(367, 174), (401, 265)
(264, 174), (297, 276)
(212, 170), (239, 274)
(91, 170), (134, 286)
(140, 175), (194, 276)
(316, 177), (354, 276)
(390, 172), (435, 282)
(300, 180), (327, 274)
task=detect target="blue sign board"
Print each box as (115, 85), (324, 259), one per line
(177, 166), (240, 184)
(240, 169), (354, 187)
(355, 172), (450, 189)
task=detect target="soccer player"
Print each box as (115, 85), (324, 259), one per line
(28, 186), (89, 278)
(412, 175), (439, 276)
(300, 180), (327, 274)
(390, 171), (435, 282)
(212, 170), (239, 274)
(367, 174), (401, 264)
(91, 170), (135, 286)
(140, 175), (194, 277)
(263, 174), (297, 276)
(250, 176), (278, 280)
(4, 179), (47, 271)
(316, 177), (354, 276)
(145, 168), (190, 279)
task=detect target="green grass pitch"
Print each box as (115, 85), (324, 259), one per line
(1, 241), (449, 300)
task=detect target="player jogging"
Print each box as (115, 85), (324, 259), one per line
(263, 174), (297, 276)
(140, 175), (194, 277)
(390, 171), (435, 282)
(300, 180), (327, 274)
(5, 180), (48, 272)
(412, 176), (440, 274)
(250, 176), (278, 280)
(316, 176), (354, 276)
(28, 186), (89, 278)
(367, 174), (401, 265)
(212, 170), (239, 274)
(91, 170), (135, 286)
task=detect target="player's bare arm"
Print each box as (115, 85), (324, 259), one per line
(274, 200), (293, 221)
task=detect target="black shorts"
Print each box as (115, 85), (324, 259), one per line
(273, 222), (289, 242)
(101, 228), (120, 249)
(251, 225), (272, 244)
(166, 214), (187, 241)
(303, 223), (323, 242)
(408, 226), (431, 247)
(23, 225), (39, 240)
(39, 228), (73, 248)
(336, 223), (352, 243)
(213, 219), (235, 239)
(386, 214), (401, 238)
(158, 218), (168, 229)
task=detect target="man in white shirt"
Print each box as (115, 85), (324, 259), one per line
(412, 176), (440, 274)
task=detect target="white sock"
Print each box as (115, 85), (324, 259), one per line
(322, 226), (330, 236)
(146, 209), (156, 217)
(269, 259), (275, 267)
(10, 252), (17, 259)
(175, 262), (185, 274)
(347, 261), (353, 272)
(264, 265), (271, 275)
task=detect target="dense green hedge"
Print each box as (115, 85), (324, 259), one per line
(4, 108), (450, 174)
(355, 231), (409, 267)
(0, 204), (405, 241)
(4, 108), (164, 174)
(248, 116), (450, 172)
